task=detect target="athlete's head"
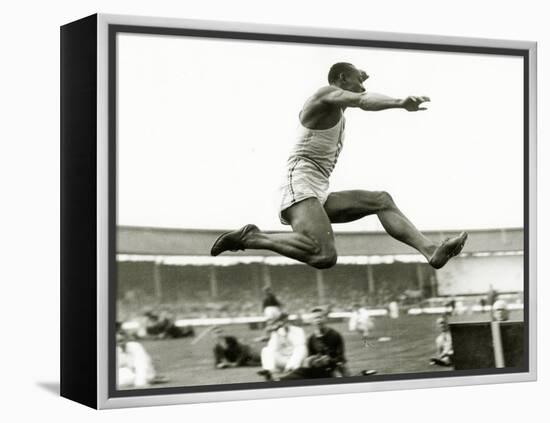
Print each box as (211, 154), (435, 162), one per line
(328, 62), (368, 93)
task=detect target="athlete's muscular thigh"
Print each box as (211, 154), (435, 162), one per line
(324, 190), (389, 223)
(282, 197), (336, 255)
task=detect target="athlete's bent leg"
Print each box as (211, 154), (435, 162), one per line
(325, 190), (436, 257)
(210, 198), (338, 269)
(324, 190), (467, 269)
(283, 198), (337, 269)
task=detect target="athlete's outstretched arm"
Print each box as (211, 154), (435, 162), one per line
(362, 93), (430, 111)
(319, 86), (430, 111)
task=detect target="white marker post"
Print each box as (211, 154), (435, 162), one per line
(490, 321), (506, 368)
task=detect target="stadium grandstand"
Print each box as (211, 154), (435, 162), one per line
(117, 226), (524, 323)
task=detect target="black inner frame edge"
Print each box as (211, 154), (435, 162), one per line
(107, 23), (531, 399)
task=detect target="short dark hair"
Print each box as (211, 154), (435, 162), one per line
(328, 62), (355, 84)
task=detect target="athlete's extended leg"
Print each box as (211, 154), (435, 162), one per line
(210, 198), (338, 269)
(324, 190), (467, 269)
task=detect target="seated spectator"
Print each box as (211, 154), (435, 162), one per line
(430, 317), (454, 367)
(258, 313), (307, 380)
(117, 324), (169, 388)
(283, 307), (350, 379)
(212, 326), (261, 369)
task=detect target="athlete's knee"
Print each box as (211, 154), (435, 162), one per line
(375, 190), (396, 209)
(308, 250), (338, 269)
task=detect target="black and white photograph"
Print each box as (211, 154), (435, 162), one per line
(112, 26), (528, 393)
(6, 0), (549, 420)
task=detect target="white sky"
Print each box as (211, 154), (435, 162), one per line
(117, 33), (524, 232)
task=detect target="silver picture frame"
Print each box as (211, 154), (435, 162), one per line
(61, 13), (537, 409)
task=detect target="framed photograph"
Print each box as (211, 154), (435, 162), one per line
(60, 14), (537, 409)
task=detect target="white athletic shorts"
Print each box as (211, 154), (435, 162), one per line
(279, 158), (330, 225)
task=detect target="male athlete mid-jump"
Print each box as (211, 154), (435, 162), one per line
(211, 62), (467, 270)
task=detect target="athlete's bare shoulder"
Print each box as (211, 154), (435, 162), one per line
(306, 85), (363, 109)
(300, 86), (343, 130)
(309, 86), (341, 103)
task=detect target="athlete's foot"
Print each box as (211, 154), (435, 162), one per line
(428, 232), (468, 269)
(210, 224), (260, 256)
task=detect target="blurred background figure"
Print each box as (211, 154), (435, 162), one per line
(492, 299), (509, 322)
(444, 298), (456, 316)
(117, 323), (169, 388)
(348, 303), (374, 346)
(479, 285), (499, 314)
(429, 316), (454, 367)
(144, 310), (195, 339)
(262, 286), (283, 320)
(487, 285), (498, 308)
(479, 297), (487, 313)
(259, 313), (307, 380)
(212, 326), (261, 369)
(388, 300), (399, 319)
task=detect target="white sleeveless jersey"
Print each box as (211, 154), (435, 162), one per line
(287, 115), (346, 178)
(278, 114), (346, 223)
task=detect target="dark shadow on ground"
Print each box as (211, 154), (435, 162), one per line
(36, 381), (60, 396)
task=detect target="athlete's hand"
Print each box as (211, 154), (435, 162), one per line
(401, 96), (430, 111)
